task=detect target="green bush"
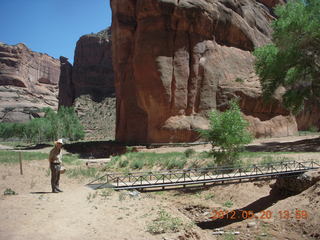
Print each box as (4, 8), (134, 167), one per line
(223, 200), (234, 208)
(235, 77), (244, 83)
(308, 125), (318, 132)
(198, 100), (252, 166)
(130, 159), (144, 169)
(164, 158), (187, 169)
(118, 159), (129, 168)
(0, 106), (84, 143)
(184, 148), (196, 158)
(4, 188), (17, 195)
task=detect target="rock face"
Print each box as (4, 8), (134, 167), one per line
(58, 56), (73, 107)
(271, 169), (320, 195)
(296, 103), (320, 131)
(72, 28), (114, 101)
(111, 0), (297, 143)
(59, 28), (114, 106)
(58, 29), (116, 140)
(0, 42), (60, 122)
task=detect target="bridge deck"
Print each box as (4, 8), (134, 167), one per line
(87, 160), (320, 191)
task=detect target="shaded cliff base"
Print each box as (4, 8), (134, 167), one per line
(62, 134), (320, 159)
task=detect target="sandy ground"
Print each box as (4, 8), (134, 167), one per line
(140, 134), (320, 153)
(0, 160), (211, 240)
(1, 135), (320, 240)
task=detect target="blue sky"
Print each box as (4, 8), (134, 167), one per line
(0, 0), (111, 63)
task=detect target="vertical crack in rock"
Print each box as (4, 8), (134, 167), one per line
(194, 42), (206, 115)
(170, 19), (179, 113)
(186, 31), (194, 115)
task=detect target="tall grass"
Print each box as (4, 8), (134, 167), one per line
(107, 152), (190, 170)
(65, 167), (99, 179)
(0, 151), (48, 164)
(105, 150), (313, 172)
(0, 150), (79, 164)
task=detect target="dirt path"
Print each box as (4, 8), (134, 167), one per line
(0, 160), (209, 240)
(0, 144), (13, 150)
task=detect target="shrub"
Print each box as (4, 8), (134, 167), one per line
(308, 125), (318, 132)
(164, 158), (187, 169)
(198, 100), (252, 166)
(4, 188), (17, 195)
(204, 193), (215, 200)
(184, 148), (196, 158)
(130, 159), (144, 169)
(235, 77), (244, 83)
(118, 159), (129, 168)
(147, 209), (183, 234)
(223, 200), (234, 208)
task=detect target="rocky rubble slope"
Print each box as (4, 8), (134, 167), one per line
(0, 42), (60, 122)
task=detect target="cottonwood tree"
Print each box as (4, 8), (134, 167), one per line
(254, 0), (320, 113)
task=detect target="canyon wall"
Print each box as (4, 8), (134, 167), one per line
(0, 42), (60, 122)
(58, 29), (116, 140)
(111, 0), (297, 143)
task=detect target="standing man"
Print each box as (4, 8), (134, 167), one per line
(49, 139), (63, 193)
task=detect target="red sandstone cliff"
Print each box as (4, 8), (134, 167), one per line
(58, 29), (116, 140)
(111, 0), (298, 143)
(0, 42), (60, 122)
(59, 29), (114, 106)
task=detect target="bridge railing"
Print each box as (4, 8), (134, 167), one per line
(88, 160), (320, 189)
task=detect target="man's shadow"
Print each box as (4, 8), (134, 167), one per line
(30, 191), (52, 194)
(197, 189), (289, 229)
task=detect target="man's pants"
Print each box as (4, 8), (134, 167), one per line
(50, 163), (61, 192)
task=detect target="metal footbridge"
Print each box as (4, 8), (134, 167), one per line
(87, 160), (320, 191)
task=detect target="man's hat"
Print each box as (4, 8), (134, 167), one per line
(54, 139), (64, 145)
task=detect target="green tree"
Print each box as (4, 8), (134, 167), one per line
(254, 0), (320, 113)
(0, 107), (84, 143)
(198, 100), (252, 166)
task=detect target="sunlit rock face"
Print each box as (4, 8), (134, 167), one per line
(0, 42), (60, 122)
(111, 0), (299, 143)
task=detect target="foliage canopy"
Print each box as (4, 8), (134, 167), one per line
(254, 0), (320, 113)
(0, 106), (84, 143)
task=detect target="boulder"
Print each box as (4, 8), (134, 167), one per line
(271, 169), (320, 195)
(110, 0), (297, 143)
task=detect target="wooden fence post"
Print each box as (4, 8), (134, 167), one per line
(19, 152), (23, 175)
